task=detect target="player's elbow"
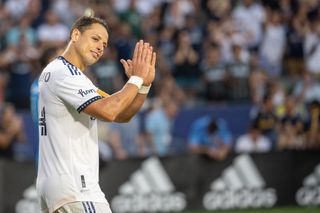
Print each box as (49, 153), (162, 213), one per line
(114, 116), (132, 123)
(101, 111), (119, 122)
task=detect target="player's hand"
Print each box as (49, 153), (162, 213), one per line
(120, 44), (156, 86)
(120, 40), (150, 81)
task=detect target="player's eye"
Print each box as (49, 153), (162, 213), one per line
(92, 37), (99, 41)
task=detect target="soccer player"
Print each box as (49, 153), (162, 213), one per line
(36, 16), (156, 213)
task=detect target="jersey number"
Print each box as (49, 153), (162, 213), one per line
(39, 107), (47, 136)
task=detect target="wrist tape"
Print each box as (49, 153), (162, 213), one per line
(127, 76), (143, 89)
(138, 85), (152, 94)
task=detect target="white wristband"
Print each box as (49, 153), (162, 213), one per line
(127, 76), (143, 89)
(138, 85), (151, 94)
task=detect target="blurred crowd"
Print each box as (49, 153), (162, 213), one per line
(0, 0), (320, 161)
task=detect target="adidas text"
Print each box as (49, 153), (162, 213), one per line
(111, 157), (187, 212)
(296, 164), (320, 206)
(112, 193), (186, 213)
(203, 154), (277, 210)
(204, 188), (276, 210)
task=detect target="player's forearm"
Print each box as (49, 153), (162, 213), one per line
(114, 93), (147, 122)
(84, 84), (139, 122)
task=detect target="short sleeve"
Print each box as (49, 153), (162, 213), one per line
(56, 75), (102, 113)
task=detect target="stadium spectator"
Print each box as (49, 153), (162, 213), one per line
(5, 33), (38, 109)
(226, 43), (251, 100)
(269, 80), (286, 117)
(259, 9), (286, 77)
(108, 116), (145, 159)
(4, 0), (31, 20)
(188, 115), (232, 160)
(293, 72), (320, 104)
(36, 9), (69, 48)
(157, 26), (176, 70)
(91, 46), (123, 95)
(5, 14), (37, 48)
(205, 0), (231, 21)
(145, 100), (178, 156)
(200, 43), (227, 101)
(251, 94), (278, 149)
(154, 73), (187, 106)
(307, 100), (320, 148)
(303, 4), (320, 76)
(163, 0), (195, 29)
(114, 21), (136, 75)
(249, 55), (269, 104)
(277, 96), (307, 150)
(184, 14), (203, 51)
(173, 29), (200, 89)
(235, 121), (272, 153)
(0, 72), (8, 105)
(0, 103), (25, 159)
(232, 0), (265, 50)
(117, 0), (142, 38)
(284, 6), (305, 76)
(51, 0), (87, 26)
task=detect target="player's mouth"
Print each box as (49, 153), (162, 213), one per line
(91, 51), (100, 59)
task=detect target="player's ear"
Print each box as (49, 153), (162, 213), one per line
(71, 29), (81, 42)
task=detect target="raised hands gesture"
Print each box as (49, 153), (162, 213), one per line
(120, 40), (156, 86)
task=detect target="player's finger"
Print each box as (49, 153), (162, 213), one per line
(137, 40), (144, 61)
(142, 43), (150, 62)
(146, 46), (152, 64)
(127, 59), (132, 65)
(151, 52), (156, 67)
(120, 59), (129, 71)
(132, 42), (140, 62)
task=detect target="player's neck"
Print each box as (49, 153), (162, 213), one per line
(61, 46), (86, 71)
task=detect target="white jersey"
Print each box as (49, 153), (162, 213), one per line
(36, 56), (108, 213)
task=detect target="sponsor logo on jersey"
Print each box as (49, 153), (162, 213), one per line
(78, 89), (95, 97)
(203, 154), (277, 210)
(296, 163), (320, 206)
(111, 157), (186, 213)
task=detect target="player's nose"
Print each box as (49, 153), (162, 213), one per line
(95, 45), (103, 56)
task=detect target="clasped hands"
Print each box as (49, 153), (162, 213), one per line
(120, 40), (156, 86)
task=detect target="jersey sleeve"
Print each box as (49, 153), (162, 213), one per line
(56, 75), (102, 113)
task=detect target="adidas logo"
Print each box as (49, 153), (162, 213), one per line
(203, 154), (277, 210)
(296, 163), (320, 206)
(111, 157), (186, 213)
(15, 183), (40, 213)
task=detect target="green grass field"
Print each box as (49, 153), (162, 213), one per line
(180, 206), (320, 213)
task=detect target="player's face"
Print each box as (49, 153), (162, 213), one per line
(76, 23), (108, 65)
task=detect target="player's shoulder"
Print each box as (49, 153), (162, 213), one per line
(56, 56), (83, 76)
(43, 56), (82, 77)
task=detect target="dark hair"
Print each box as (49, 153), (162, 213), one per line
(207, 118), (218, 134)
(69, 16), (108, 40)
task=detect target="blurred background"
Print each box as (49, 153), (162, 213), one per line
(1, 0), (320, 212)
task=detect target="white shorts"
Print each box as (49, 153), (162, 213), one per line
(42, 202), (112, 213)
